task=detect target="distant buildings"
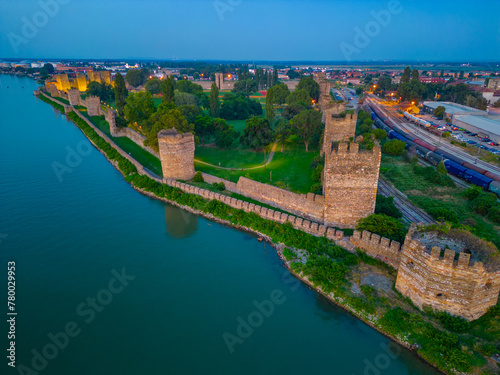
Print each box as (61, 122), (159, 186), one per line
(488, 77), (500, 90)
(422, 101), (500, 141)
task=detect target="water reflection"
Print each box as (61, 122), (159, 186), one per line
(164, 204), (198, 238)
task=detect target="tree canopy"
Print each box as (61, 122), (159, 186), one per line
(240, 116), (274, 150)
(296, 76), (320, 102)
(290, 109), (323, 152)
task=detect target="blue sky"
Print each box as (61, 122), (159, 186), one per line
(0, 0), (499, 61)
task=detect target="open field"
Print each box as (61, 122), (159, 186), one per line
(195, 142), (318, 193)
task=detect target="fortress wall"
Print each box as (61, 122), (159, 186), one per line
(168, 181), (336, 239)
(351, 230), (402, 269)
(201, 173), (239, 193)
(235, 177), (325, 223)
(323, 143), (381, 228)
(395, 230), (500, 320)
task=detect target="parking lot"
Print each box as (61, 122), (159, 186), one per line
(417, 113), (500, 155)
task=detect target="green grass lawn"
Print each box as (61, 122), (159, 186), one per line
(195, 142), (318, 194)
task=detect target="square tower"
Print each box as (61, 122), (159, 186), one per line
(323, 142), (381, 228)
(215, 73), (224, 90)
(86, 96), (101, 117)
(68, 88), (81, 106)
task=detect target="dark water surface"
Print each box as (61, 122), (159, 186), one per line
(0, 75), (441, 375)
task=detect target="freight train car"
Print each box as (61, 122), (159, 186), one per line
(463, 170), (493, 189)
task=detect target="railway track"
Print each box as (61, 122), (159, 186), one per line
(367, 97), (500, 175)
(378, 178), (435, 225)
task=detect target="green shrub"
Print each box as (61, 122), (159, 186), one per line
(375, 195), (402, 219)
(382, 139), (406, 156)
(356, 214), (406, 243)
(471, 193), (497, 216)
(428, 207), (460, 224)
(372, 128), (387, 140)
(217, 182), (225, 191)
(193, 171), (204, 183)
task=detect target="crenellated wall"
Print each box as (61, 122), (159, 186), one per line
(395, 226), (500, 320)
(164, 179), (345, 241)
(351, 230), (402, 269)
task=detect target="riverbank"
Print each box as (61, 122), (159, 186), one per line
(37, 91), (497, 375)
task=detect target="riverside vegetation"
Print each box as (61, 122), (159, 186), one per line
(41, 94), (500, 375)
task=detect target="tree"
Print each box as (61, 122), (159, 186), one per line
(375, 195), (402, 219)
(178, 105), (201, 125)
(162, 77), (175, 104)
(219, 94), (261, 120)
(194, 115), (214, 146)
(411, 69), (420, 83)
(232, 79), (258, 96)
(372, 129), (387, 140)
(124, 92), (155, 125)
(274, 119), (291, 152)
(459, 70), (465, 79)
(210, 82), (220, 117)
(240, 116), (274, 150)
(401, 67), (411, 83)
(114, 72), (128, 116)
(176, 80), (203, 95)
(43, 63), (54, 74)
(265, 88), (276, 125)
(356, 214), (406, 242)
(434, 105), (446, 119)
(382, 139), (406, 156)
(290, 109), (323, 152)
(145, 78), (162, 94)
(296, 76), (320, 102)
(213, 118), (237, 149)
(286, 69), (300, 79)
(267, 83), (290, 105)
(86, 81), (114, 101)
(125, 69), (146, 87)
(440, 69), (444, 77)
(174, 90), (197, 107)
(145, 107), (193, 152)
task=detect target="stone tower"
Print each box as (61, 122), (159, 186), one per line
(106, 109), (119, 136)
(324, 107), (357, 143)
(158, 128), (195, 180)
(396, 225), (500, 321)
(68, 88), (81, 106)
(215, 73), (224, 90)
(47, 84), (59, 98)
(86, 96), (101, 117)
(323, 142), (381, 228)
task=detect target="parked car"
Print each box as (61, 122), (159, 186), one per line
(479, 138), (490, 142)
(464, 130), (472, 135)
(470, 133), (478, 137)
(488, 141), (499, 146)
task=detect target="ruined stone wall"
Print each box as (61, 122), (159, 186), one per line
(351, 230), (402, 269)
(86, 96), (101, 117)
(158, 129), (195, 180)
(395, 228), (500, 320)
(235, 177), (325, 223)
(67, 88), (81, 106)
(323, 142), (381, 228)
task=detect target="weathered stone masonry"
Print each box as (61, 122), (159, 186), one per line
(323, 142), (381, 228)
(158, 128), (195, 180)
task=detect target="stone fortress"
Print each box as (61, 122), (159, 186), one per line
(46, 70), (113, 92)
(352, 225), (500, 320)
(37, 71), (500, 321)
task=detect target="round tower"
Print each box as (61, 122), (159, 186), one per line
(158, 128), (195, 180)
